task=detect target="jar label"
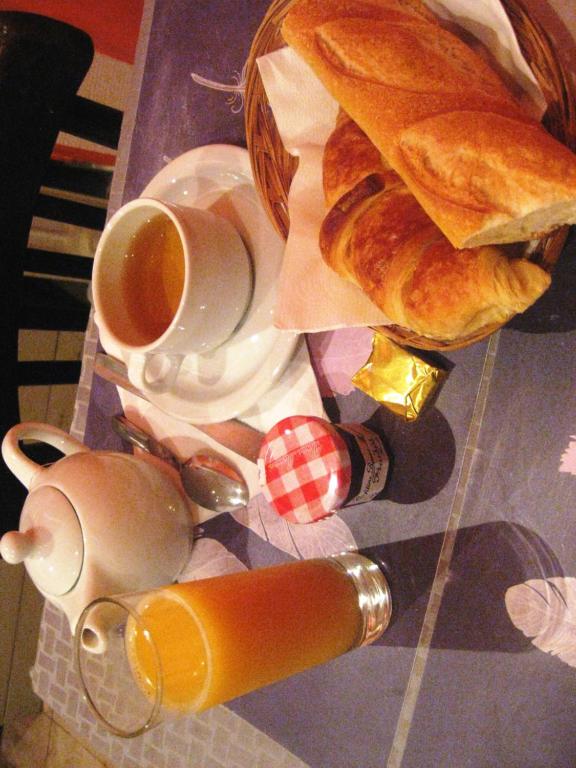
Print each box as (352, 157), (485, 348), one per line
(336, 424), (389, 505)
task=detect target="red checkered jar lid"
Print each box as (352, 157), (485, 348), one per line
(258, 416), (389, 524)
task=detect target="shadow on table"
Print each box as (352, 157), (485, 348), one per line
(508, 229), (576, 335)
(367, 405), (457, 505)
(363, 520), (564, 653)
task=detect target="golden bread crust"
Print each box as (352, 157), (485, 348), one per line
(319, 119), (551, 339)
(283, 0), (576, 247)
(322, 111), (401, 207)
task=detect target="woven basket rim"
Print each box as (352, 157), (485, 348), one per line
(244, 0), (576, 352)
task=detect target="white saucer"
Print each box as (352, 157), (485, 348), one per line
(99, 144), (299, 424)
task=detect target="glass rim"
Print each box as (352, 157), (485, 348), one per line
(328, 552), (393, 645)
(74, 595), (164, 739)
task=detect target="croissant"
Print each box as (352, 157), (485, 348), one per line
(283, 0), (576, 248)
(319, 114), (551, 341)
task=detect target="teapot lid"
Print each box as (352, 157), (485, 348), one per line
(1, 485), (84, 596)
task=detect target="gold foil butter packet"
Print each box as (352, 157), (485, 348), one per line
(352, 332), (447, 421)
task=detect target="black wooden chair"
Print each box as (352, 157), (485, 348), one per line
(0, 11), (122, 535)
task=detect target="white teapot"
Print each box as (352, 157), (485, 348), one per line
(0, 422), (193, 635)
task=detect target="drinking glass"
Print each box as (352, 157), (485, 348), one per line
(75, 552), (392, 737)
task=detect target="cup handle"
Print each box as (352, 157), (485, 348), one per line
(128, 353), (184, 395)
(1, 422), (90, 489)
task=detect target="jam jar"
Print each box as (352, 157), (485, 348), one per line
(258, 415), (389, 524)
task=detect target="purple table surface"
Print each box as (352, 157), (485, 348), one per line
(84, 1), (576, 766)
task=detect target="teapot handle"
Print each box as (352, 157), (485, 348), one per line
(2, 422), (90, 489)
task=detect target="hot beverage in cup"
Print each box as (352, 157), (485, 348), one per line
(93, 197), (253, 394)
(121, 212), (185, 345)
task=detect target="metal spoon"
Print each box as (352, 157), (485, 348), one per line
(112, 414), (249, 513)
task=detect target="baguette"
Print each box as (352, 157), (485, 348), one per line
(319, 114), (551, 340)
(283, 0), (576, 248)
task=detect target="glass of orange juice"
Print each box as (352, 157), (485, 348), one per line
(75, 553), (392, 737)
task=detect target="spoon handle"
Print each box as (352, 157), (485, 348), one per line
(95, 353), (263, 462)
(112, 415), (180, 470)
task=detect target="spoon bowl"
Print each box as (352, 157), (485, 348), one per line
(112, 414), (249, 514)
(180, 453), (249, 512)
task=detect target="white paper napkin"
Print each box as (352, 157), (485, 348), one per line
(259, 50), (392, 332)
(258, 0), (546, 333)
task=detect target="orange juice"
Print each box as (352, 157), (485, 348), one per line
(121, 213), (185, 344)
(125, 559), (363, 712)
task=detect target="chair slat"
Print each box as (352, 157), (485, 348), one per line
(61, 95), (122, 149)
(34, 193), (107, 230)
(20, 276), (90, 332)
(44, 159), (112, 200)
(18, 359), (82, 386)
(24, 248), (93, 281)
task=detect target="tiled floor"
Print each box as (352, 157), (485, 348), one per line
(1, 328), (90, 768)
(1, 709), (108, 768)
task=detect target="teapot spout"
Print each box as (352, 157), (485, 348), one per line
(73, 600), (128, 656)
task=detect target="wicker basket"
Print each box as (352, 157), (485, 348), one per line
(244, 0), (576, 351)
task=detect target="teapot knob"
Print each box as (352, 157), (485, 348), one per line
(0, 530), (35, 564)
(0, 487), (84, 596)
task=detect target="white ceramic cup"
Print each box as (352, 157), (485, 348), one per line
(92, 198), (253, 394)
